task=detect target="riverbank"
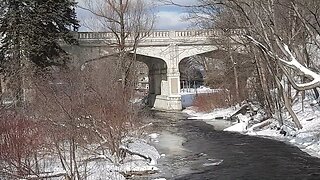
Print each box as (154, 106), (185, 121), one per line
(183, 100), (320, 159)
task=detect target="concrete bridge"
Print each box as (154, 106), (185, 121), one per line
(69, 29), (243, 110)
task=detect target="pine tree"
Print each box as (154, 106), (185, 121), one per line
(0, 0), (79, 104)
(25, 0), (79, 68)
(0, 0), (79, 75)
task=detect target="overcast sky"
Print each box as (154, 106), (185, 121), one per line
(75, 0), (198, 31)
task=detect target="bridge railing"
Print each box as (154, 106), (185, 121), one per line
(78, 32), (114, 39)
(77, 29), (245, 40)
(174, 30), (224, 37)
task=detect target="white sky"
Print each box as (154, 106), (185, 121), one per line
(75, 0), (198, 31)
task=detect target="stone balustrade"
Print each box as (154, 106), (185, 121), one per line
(77, 29), (245, 40)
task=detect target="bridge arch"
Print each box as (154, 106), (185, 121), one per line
(133, 54), (167, 108)
(67, 30), (244, 110)
(178, 49), (254, 104)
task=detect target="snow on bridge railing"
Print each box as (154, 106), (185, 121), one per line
(77, 29), (245, 40)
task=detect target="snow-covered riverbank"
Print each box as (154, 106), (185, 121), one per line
(183, 101), (320, 158)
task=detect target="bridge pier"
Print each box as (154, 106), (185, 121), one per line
(153, 69), (182, 111)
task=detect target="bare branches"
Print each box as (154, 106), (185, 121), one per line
(246, 34), (320, 91)
(291, 2), (320, 49)
(189, 0), (320, 129)
(80, 0), (154, 87)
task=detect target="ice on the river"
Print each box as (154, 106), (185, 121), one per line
(155, 131), (187, 155)
(203, 159), (224, 167)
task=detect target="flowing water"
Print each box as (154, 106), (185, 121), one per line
(144, 111), (320, 180)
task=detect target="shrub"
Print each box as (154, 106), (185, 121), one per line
(0, 110), (43, 176)
(192, 91), (231, 112)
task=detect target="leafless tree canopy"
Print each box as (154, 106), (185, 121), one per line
(179, 0), (320, 129)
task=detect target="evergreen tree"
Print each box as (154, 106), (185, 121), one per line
(0, 0), (79, 76)
(0, 0), (79, 104)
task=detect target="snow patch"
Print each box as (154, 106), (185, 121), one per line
(149, 133), (159, 139)
(121, 138), (161, 165)
(224, 114), (250, 132)
(203, 159), (223, 166)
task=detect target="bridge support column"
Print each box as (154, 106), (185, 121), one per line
(153, 69), (182, 111)
(147, 63), (167, 108)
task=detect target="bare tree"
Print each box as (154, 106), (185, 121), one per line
(174, 0), (320, 129)
(79, 0), (155, 88)
(27, 62), (140, 179)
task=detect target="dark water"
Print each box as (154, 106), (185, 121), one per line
(149, 112), (320, 180)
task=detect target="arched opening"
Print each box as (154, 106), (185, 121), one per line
(179, 56), (205, 92)
(179, 49), (253, 108)
(179, 55), (206, 108)
(134, 54), (167, 108)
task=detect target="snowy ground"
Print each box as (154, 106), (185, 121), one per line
(16, 137), (161, 180)
(84, 137), (161, 179)
(183, 98), (320, 158)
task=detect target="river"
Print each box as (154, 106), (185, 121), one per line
(145, 111), (320, 180)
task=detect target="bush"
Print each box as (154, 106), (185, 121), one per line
(192, 91), (231, 112)
(0, 110), (43, 176)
